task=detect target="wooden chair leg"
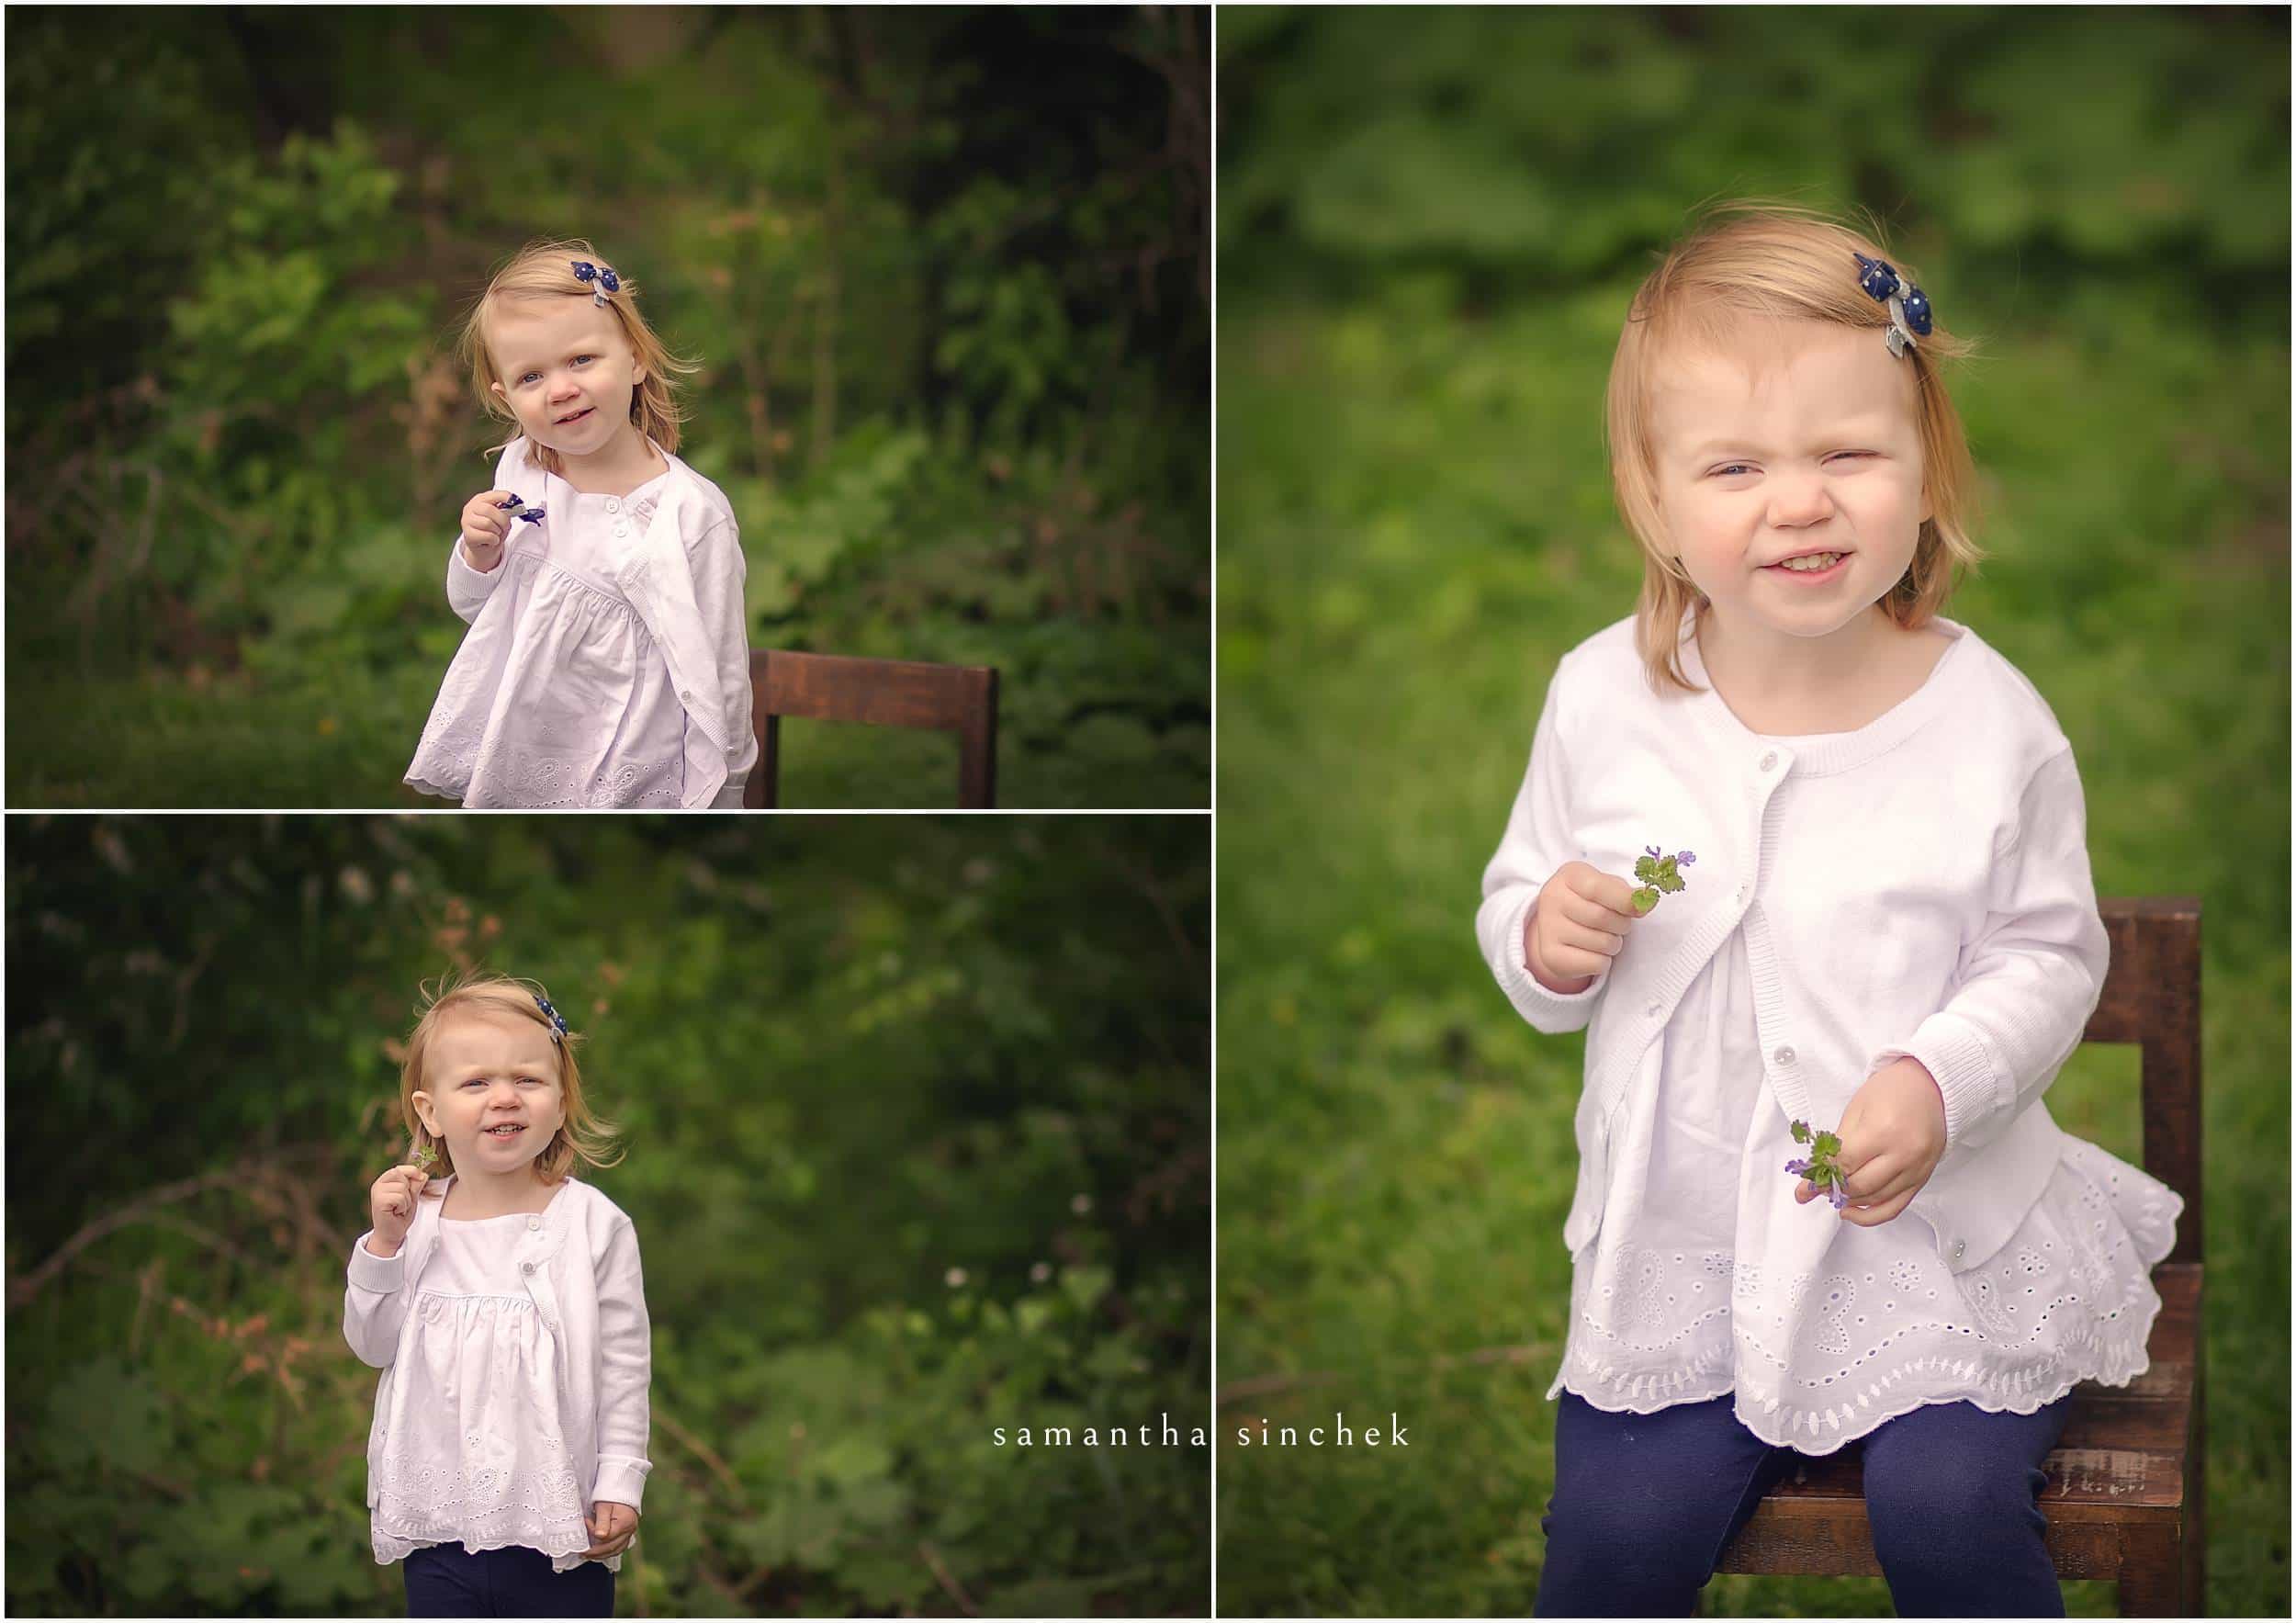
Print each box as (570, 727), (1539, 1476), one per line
(956, 670), (997, 809)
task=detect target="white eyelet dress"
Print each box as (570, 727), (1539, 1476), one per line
(368, 1210), (615, 1575)
(1548, 728), (2185, 1454)
(406, 466), (694, 808)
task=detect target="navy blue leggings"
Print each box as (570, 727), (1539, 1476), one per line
(1534, 1390), (2072, 1617)
(402, 1541), (615, 1617)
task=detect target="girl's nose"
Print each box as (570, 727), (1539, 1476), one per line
(1768, 479), (1833, 524)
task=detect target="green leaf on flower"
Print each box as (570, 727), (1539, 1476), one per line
(1815, 1131), (1841, 1158)
(1790, 1120), (1811, 1144)
(1630, 886), (1659, 914)
(1656, 869), (1685, 895)
(1634, 855), (1658, 883)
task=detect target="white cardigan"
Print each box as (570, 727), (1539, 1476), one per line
(1477, 611), (2110, 1279)
(424, 434), (756, 807)
(343, 1174), (653, 1518)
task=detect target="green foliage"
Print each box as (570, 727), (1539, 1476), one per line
(1628, 851), (1686, 915)
(6, 817), (1209, 1616)
(1787, 1120), (1849, 1208)
(1217, 7), (2286, 1617)
(9, 9), (1207, 808)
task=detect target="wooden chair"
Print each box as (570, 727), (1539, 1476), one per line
(1713, 897), (2205, 1615)
(742, 648), (999, 809)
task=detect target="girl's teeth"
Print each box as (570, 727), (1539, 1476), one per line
(1781, 552), (1842, 572)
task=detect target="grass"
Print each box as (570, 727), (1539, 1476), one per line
(6, 650), (1208, 812)
(1214, 273), (2289, 1615)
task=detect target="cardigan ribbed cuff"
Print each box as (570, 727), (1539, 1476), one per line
(447, 537), (510, 623)
(1877, 1013), (2005, 1152)
(1492, 892), (1604, 1034)
(347, 1232), (408, 1292)
(590, 1455), (653, 1514)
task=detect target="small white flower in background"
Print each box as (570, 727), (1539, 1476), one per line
(1071, 1193), (1092, 1215)
(944, 1267), (968, 1288)
(1030, 1261), (1052, 1283)
(339, 866), (375, 905)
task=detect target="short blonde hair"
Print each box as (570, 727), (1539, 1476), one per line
(456, 237), (703, 479)
(398, 973), (626, 1188)
(1604, 198), (1987, 694)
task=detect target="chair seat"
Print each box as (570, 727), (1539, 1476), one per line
(1717, 1262), (2200, 1580)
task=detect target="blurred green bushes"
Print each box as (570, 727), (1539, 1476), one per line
(6, 7), (1209, 806)
(1215, 6), (2286, 1617)
(6, 815), (1209, 1615)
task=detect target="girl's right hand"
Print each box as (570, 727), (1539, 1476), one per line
(1525, 861), (1639, 994)
(458, 490), (518, 572)
(367, 1162), (431, 1256)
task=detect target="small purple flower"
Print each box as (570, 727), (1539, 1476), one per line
(1675, 851), (1696, 867)
(1784, 1157), (1812, 1176)
(1644, 845), (1661, 858)
(1828, 1182), (1848, 1212)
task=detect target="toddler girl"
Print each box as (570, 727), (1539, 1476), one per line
(406, 238), (757, 807)
(1475, 202), (2182, 1617)
(344, 975), (651, 1618)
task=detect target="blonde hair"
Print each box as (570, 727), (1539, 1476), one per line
(1604, 198), (1987, 694)
(398, 972), (626, 1189)
(456, 237), (703, 479)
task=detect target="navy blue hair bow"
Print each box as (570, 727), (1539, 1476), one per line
(534, 993), (569, 1043)
(571, 260), (622, 309)
(494, 492), (546, 526)
(1854, 252), (1932, 358)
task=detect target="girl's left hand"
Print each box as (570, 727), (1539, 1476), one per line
(583, 1501), (638, 1561)
(1795, 1057), (1947, 1226)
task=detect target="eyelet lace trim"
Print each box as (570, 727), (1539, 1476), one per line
(407, 742), (687, 808)
(1552, 1138), (2182, 1453)
(372, 1454), (619, 1574)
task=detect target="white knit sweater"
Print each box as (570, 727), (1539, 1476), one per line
(1477, 609), (2112, 1281)
(344, 1174), (652, 1568)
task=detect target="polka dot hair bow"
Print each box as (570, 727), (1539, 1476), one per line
(534, 993), (570, 1044)
(571, 259), (621, 309)
(1854, 251), (1932, 359)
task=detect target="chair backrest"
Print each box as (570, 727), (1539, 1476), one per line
(2083, 896), (2202, 1266)
(743, 648), (999, 809)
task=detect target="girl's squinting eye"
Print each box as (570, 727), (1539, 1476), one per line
(1709, 451), (1875, 479)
